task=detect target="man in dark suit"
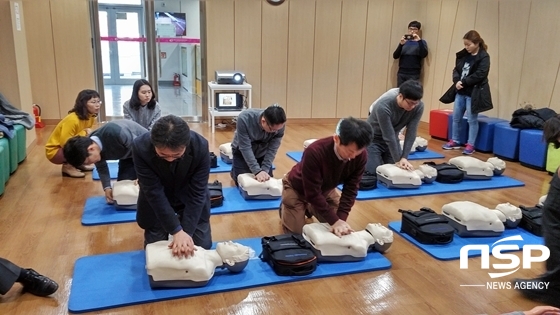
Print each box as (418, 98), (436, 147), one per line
(0, 257), (58, 297)
(132, 115), (211, 257)
(64, 120), (148, 204)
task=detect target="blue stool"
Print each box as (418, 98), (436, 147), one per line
(14, 124), (26, 163)
(0, 145), (6, 195)
(519, 129), (547, 170)
(493, 122), (520, 161)
(475, 117), (508, 152)
(447, 115), (468, 144)
(0, 138), (10, 184)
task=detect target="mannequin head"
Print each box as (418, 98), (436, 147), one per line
(216, 241), (251, 272)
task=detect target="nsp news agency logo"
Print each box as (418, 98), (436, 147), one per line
(459, 235), (549, 290)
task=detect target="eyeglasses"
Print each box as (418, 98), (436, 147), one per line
(263, 119), (283, 133)
(404, 99), (420, 107)
(88, 100), (102, 105)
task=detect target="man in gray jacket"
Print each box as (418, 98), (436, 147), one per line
(64, 120), (148, 203)
(230, 104), (286, 185)
(365, 80), (424, 186)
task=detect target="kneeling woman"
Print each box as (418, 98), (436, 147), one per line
(45, 89), (101, 177)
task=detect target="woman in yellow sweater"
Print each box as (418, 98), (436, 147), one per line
(45, 89), (101, 177)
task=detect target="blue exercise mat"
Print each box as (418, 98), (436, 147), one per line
(82, 187), (281, 226)
(388, 221), (543, 260)
(82, 196), (135, 226)
(92, 160), (119, 180)
(68, 237), (391, 313)
(286, 149), (444, 163)
(93, 160), (274, 179)
(339, 175), (524, 201)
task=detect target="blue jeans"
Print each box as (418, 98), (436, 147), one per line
(452, 93), (478, 145)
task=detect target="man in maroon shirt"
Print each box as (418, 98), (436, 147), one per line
(280, 117), (373, 236)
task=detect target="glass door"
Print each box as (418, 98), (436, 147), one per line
(99, 5), (144, 85)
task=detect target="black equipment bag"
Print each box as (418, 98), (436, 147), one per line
(259, 234), (317, 276)
(209, 152), (218, 168)
(398, 207), (455, 244)
(423, 162), (464, 183)
(359, 171), (377, 190)
(519, 205), (543, 236)
(208, 180), (223, 208)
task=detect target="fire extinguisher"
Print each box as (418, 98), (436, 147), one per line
(33, 104), (45, 128)
(173, 73), (181, 86)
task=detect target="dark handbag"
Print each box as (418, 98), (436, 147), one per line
(423, 162), (464, 183)
(209, 152), (218, 168)
(439, 84), (457, 104)
(208, 180), (223, 208)
(359, 171), (377, 190)
(398, 207), (455, 244)
(519, 205), (543, 236)
(259, 234), (317, 276)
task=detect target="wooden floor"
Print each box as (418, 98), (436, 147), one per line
(0, 121), (552, 315)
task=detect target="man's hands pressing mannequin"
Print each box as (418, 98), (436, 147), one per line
(330, 220), (354, 237)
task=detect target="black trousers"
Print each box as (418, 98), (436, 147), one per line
(230, 148), (273, 185)
(397, 72), (420, 87)
(0, 257), (21, 295)
(365, 138), (395, 178)
(540, 170), (560, 283)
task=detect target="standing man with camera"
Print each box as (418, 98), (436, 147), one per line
(393, 21), (428, 87)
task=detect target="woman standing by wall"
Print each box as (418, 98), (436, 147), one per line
(441, 30), (493, 155)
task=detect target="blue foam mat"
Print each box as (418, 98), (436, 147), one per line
(93, 159), (274, 179)
(82, 187), (282, 226)
(92, 160), (119, 180)
(339, 175), (524, 201)
(388, 221), (543, 261)
(68, 237), (391, 313)
(286, 149), (444, 163)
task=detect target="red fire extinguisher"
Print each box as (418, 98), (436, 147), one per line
(33, 104), (45, 128)
(173, 73), (181, 86)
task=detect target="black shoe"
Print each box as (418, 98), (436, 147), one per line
(514, 278), (560, 307)
(19, 269), (59, 297)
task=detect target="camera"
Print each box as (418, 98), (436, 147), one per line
(404, 34), (414, 40)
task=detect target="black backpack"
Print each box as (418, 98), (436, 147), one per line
(519, 205), (543, 236)
(359, 171), (377, 190)
(423, 162), (464, 184)
(398, 207), (455, 244)
(259, 234), (317, 276)
(209, 152), (218, 168)
(208, 180), (223, 208)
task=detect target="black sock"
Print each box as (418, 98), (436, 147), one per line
(16, 268), (28, 283)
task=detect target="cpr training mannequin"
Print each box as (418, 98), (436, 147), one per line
(302, 222), (394, 262)
(112, 179), (139, 210)
(145, 240), (252, 288)
(237, 173), (282, 199)
(376, 163), (436, 188)
(442, 201), (522, 237)
(400, 136), (428, 153)
(448, 156), (506, 179)
(219, 142), (233, 164)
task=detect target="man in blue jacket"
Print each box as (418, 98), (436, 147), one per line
(133, 115), (211, 257)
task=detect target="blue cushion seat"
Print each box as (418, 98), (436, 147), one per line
(493, 122), (520, 161)
(474, 117), (508, 152)
(519, 129), (547, 170)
